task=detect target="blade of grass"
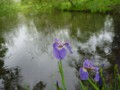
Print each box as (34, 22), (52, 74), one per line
(79, 80), (88, 90)
(100, 68), (105, 90)
(88, 78), (99, 90)
(55, 82), (63, 90)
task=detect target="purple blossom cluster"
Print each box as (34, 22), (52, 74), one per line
(52, 39), (100, 82)
(79, 59), (100, 81)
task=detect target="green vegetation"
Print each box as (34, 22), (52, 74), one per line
(20, 1), (53, 13)
(0, 0), (120, 15)
(0, 0), (20, 16)
(58, 60), (67, 90)
(20, 0), (120, 14)
(56, 0), (120, 13)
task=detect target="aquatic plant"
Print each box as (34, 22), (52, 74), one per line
(52, 39), (120, 90)
(53, 39), (72, 90)
(79, 60), (120, 90)
(79, 59), (100, 90)
(53, 38), (72, 60)
(79, 59), (100, 81)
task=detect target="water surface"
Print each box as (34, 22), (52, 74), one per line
(0, 12), (119, 90)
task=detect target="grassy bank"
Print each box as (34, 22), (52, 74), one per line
(0, 0), (120, 15)
(20, 0), (120, 14)
(0, 0), (20, 16)
(55, 0), (120, 14)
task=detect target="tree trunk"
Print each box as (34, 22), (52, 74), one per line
(68, 0), (74, 7)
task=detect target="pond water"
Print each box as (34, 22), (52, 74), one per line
(0, 12), (120, 90)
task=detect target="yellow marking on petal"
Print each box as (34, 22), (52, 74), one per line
(57, 45), (64, 50)
(83, 68), (87, 72)
(58, 45), (63, 48)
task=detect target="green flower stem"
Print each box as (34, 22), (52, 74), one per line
(100, 68), (105, 90)
(79, 80), (88, 90)
(88, 78), (99, 90)
(58, 60), (67, 90)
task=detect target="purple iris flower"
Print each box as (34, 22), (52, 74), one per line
(79, 59), (100, 81)
(79, 68), (89, 80)
(83, 59), (94, 69)
(98, 77), (102, 87)
(53, 39), (72, 60)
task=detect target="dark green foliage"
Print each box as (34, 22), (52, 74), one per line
(55, 0), (120, 13)
(0, 0), (19, 16)
(0, 0), (120, 14)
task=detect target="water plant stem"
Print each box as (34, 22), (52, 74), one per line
(58, 60), (67, 90)
(79, 80), (88, 90)
(88, 78), (99, 90)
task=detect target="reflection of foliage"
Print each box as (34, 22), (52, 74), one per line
(112, 15), (120, 52)
(111, 15), (120, 71)
(26, 12), (105, 43)
(0, 42), (22, 89)
(69, 13), (105, 42)
(0, 36), (8, 77)
(0, 63), (23, 89)
(33, 81), (46, 90)
(0, 14), (18, 33)
(3, 67), (22, 90)
(0, 24), (23, 89)
(31, 12), (71, 32)
(0, 38), (7, 58)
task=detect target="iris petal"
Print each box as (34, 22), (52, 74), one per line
(53, 47), (60, 60)
(55, 38), (59, 43)
(53, 42), (58, 48)
(53, 46), (66, 60)
(98, 77), (102, 87)
(65, 43), (73, 54)
(94, 72), (100, 81)
(59, 47), (66, 59)
(95, 67), (99, 72)
(79, 68), (89, 80)
(83, 59), (94, 68)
